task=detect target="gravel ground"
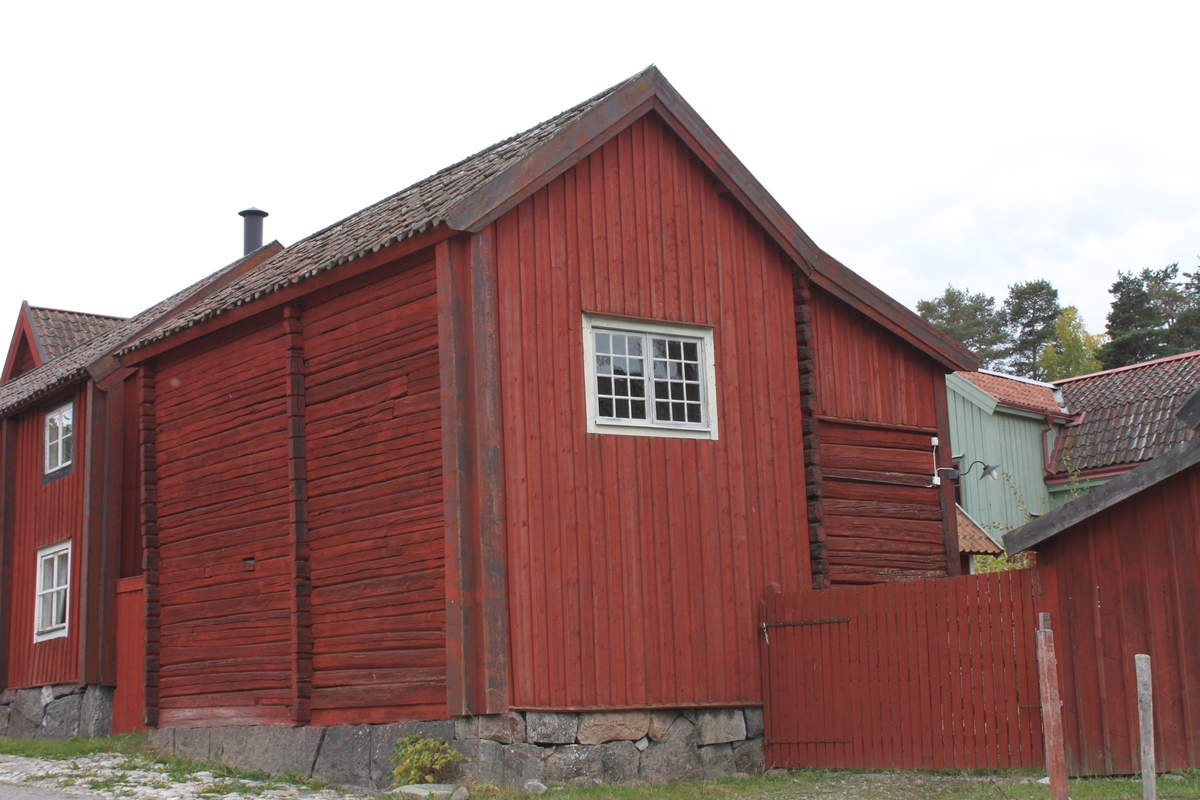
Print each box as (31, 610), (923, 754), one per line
(0, 755), (346, 800)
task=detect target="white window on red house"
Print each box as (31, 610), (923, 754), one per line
(35, 541), (70, 642)
(582, 314), (719, 440)
(44, 402), (73, 474)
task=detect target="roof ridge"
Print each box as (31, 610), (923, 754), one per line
(1054, 348), (1200, 384)
(977, 368), (1057, 389)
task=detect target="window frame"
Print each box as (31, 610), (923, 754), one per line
(582, 314), (719, 440)
(43, 401), (74, 477)
(34, 540), (71, 643)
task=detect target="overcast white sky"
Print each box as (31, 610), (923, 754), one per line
(2, 2), (1197, 342)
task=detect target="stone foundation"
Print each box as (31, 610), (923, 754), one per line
(0, 685), (113, 739)
(149, 708), (764, 789)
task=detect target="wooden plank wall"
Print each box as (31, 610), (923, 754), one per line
(494, 113), (810, 710)
(112, 574), (145, 733)
(304, 259), (446, 725)
(798, 280), (957, 586)
(155, 321), (293, 726)
(1036, 464), (1200, 775)
(761, 571), (1044, 770)
(5, 387), (86, 688)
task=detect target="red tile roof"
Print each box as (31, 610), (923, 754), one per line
(1051, 350), (1200, 474)
(956, 370), (1063, 415)
(27, 307), (124, 359)
(956, 505), (1002, 555)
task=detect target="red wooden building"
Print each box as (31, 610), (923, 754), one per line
(0, 67), (975, 782)
(1006, 413), (1200, 775)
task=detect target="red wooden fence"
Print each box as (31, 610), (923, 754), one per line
(761, 570), (1044, 770)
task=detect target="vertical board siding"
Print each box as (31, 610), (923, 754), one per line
(947, 384), (1054, 534)
(155, 322), (293, 726)
(762, 572), (1044, 770)
(6, 387), (86, 688)
(305, 259), (446, 724)
(112, 575), (145, 732)
(496, 113), (810, 710)
(1038, 464), (1200, 775)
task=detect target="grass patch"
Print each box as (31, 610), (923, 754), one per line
(0, 733), (148, 759)
(471, 768), (1200, 800)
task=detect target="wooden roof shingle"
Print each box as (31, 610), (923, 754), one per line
(27, 306), (125, 359)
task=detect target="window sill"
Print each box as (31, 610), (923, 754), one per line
(34, 628), (67, 643)
(588, 420), (717, 440)
(41, 463), (74, 485)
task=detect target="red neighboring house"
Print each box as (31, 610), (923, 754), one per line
(0, 68), (975, 785)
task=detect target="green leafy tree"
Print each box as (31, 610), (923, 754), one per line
(1094, 264), (1200, 369)
(1036, 306), (1104, 380)
(1002, 280), (1062, 379)
(916, 285), (1011, 368)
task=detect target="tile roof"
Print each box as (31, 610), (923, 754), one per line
(956, 370), (1063, 415)
(0, 259), (249, 417)
(116, 74), (637, 357)
(956, 505), (1002, 555)
(27, 307), (125, 359)
(1051, 350), (1200, 474)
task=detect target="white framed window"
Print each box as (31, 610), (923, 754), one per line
(582, 314), (719, 440)
(44, 402), (73, 474)
(35, 541), (70, 642)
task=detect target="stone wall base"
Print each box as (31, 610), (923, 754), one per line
(149, 707), (764, 789)
(0, 685), (113, 739)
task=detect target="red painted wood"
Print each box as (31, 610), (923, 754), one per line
(1034, 463), (1200, 775)
(762, 572), (1043, 770)
(112, 575), (145, 733)
(5, 386), (86, 688)
(495, 114), (810, 711)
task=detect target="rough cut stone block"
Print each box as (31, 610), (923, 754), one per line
(372, 721), (457, 789)
(634, 736), (649, 752)
(545, 745), (601, 784)
(733, 737), (764, 775)
(396, 784), (456, 799)
(79, 686), (113, 738)
(464, 739), (504, 785)
(638, 716), (703, 785)
(13, 688), (45, 726)
(0, 707), (10, 737)
(699, 743), (735, 779)
(477, 712), (525, 744)
(148, 727), (175, 753)
(42, 693), (82, 739)
(743, 708), (764, 740)
(313, 724), (372, 787)
(600, 741), (640, 784)
(174, 728), (212, 762)
(502, 742), (547, 785)
(453, 716), (478, 741)
(6, 709), (40, 739)
(0, 689), (18, 705)
(525, 712), (578, 745)
(449, 788), (469, 800)
(647, 711), (677, 742)
(576, 711), (649, 745)
(229, 725), (325, 776)
(695, 708), (746, 745)
(523, 780), (547, 795)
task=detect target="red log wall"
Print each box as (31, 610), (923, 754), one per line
(1035, 463), (1200, 775)
(494, 113), (810, 710)
(801, 285), (956, 586)
(5, 387), (86, 688)
(304, 259), (446, 725)
(155, 320), (293, 726)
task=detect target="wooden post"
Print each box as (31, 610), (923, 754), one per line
(1136, 654), (1156, 800)
(1036, 612), (1069, 800)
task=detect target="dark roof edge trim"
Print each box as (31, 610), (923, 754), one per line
(1004, 436), (1200, 554)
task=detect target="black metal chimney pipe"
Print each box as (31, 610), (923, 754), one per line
(238, 207), (268, 255)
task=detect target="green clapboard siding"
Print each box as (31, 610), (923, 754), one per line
(946, 374), (1058, 537)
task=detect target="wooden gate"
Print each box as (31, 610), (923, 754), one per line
(761, 570), (1044, 770)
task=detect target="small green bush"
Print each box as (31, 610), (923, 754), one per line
(390, 732), (464, 785)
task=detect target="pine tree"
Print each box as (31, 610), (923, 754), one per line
(1002, 280), (1062, 379)
(1098, 271), (1168, 369)
(916, 286), (1011, 369)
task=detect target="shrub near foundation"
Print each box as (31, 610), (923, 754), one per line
(391, 732), (465, 785)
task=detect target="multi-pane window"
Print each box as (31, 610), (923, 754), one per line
(584, 315), (718, 439)
(44, 402), (73, 474)
(35, 542), (70, 641)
